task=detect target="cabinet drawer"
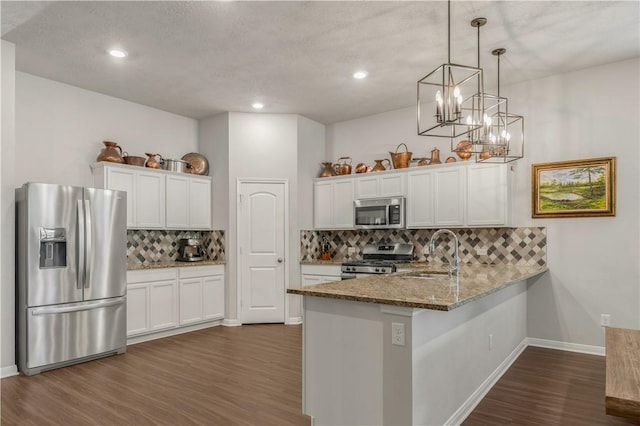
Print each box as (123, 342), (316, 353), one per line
(127, 268), (178, 284)
(179, 265), (224, 279)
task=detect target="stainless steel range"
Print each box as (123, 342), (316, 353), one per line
(341, 243), (414, 279)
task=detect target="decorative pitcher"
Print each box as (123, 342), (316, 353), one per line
(372, 159), (391, 172)
(319, 162), (336, 178)
(96, 141), (124, 163)
(429, 147), (442, 165)
(145, 153), (163, 169)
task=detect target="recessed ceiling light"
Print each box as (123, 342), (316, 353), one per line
(109, 49), (127, 58)
(252, 102), (264, 110)
(353, 70), (368, 80)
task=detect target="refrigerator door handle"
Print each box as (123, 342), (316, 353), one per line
(77, 199), (85, 290)
(31, 297), (126, 316)
(84, 199), (92, 289)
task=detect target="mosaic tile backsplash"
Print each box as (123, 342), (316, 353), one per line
(127, 230), (225, 267)
(301, 228), (546, 266)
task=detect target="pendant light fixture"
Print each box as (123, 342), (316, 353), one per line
(417, 0), (483, 140)
(459, 18), (508, 157)
(476, 48), (525, 163)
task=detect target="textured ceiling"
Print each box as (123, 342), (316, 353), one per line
(2, 1), (639, 124)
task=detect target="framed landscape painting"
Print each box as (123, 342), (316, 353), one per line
(532, 157), (616, 218)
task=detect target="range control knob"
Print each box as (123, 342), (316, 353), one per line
(375, 268), (380, 272)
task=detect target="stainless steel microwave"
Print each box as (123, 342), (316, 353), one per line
(354, 197), (405, 229)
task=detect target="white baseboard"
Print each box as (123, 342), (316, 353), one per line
(445, 338), (528, 426)
(285, 317), (302, 325)
(527, 337), (605, 356)
(1, 365), (18, 379)
(222, 318), (242, 327)
(127, 319), (222, 346)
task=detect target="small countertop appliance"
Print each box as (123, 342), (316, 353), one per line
(177, 238), (205, 262)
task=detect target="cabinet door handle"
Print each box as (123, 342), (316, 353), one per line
(277, 258), (283, 263)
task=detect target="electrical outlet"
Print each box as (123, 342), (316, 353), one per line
(600, 314), (611, 327)
(489, 333), (493, 350)
(347, 247), (356, 255)
(423, 246), (431, 255)
(476, 248), (488, 256)
(391, 322), (405, 346)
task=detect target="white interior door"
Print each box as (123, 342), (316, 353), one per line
(239, 181), (286, 323)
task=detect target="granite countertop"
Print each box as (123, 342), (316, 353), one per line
(300, 259), (344, 266)
(128, 260), (225, 271)
(288, 264), (548, 311)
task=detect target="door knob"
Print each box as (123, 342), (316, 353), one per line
(277, 258), (283, 263)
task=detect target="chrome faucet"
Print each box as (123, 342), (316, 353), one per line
(429, 229), (459, 278)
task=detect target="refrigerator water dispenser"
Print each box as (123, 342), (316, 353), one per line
(39, 228), (67, 268)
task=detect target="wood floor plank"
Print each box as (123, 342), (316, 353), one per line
(5, 327), (638, 425)
(2, 324), (310, 426)
(464, 346), (640, 425)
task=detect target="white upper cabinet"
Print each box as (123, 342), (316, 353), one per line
(406, 169), (434, 227)
(313, 178), (354, 229)
(136, 170), (166, 229)
(467, 163), (512, 226)
(318, 162), (512, 230)
(92, 162), (211, 230)
(105, 167), (136, 227)
(188, 177), (212, 229)
(433, 166), (465, 226)
(166, 175), (190, 228)
(355, 172), (406, 199)
(166, 175), (211, 230)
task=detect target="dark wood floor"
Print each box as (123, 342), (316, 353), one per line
(464, 346), (639, 425)
(3, 326), (636, 425)
(1, 324), (310, 426)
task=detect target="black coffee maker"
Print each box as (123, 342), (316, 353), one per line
(177, 238), (205, 262)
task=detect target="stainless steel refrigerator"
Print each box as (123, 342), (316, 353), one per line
(16, 183), (127, 375)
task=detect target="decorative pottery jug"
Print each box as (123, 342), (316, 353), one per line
(145, 153), (163, 169)
(96, 141), (124, 163)
(372, 159), (391, 172)
(319, 162), (336, 178)
(429, 147), (442, 165)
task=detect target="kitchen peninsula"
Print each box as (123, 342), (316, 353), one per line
(288, 263), (548, 425)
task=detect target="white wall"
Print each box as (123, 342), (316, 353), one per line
(199, 112), (325, 323)
(293, 116), (326, 318)
(297, 116), (326, 230)
(15, 72), (198, 187)
(228, 112), (299, 323)
(1, 72), (199, 373)
(1, 41), (17, 375)
(326, 105), (453, 173)
(199, 113), (229, 231)
(326, 58), (640, 348)
(509, 59), (640, 345)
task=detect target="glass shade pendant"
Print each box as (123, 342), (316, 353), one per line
(477, 48), (525, 163)
(417, 0), (483, 141)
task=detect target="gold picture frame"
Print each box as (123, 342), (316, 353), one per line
(531, 157), (616, 218)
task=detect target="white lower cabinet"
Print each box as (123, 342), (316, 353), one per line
(179, 265), (225, 325)
(126, 283), (150, 335)
(301, 264), (342, 286)
(126, 264), (224, 339)
(126, 269), (178, 337)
